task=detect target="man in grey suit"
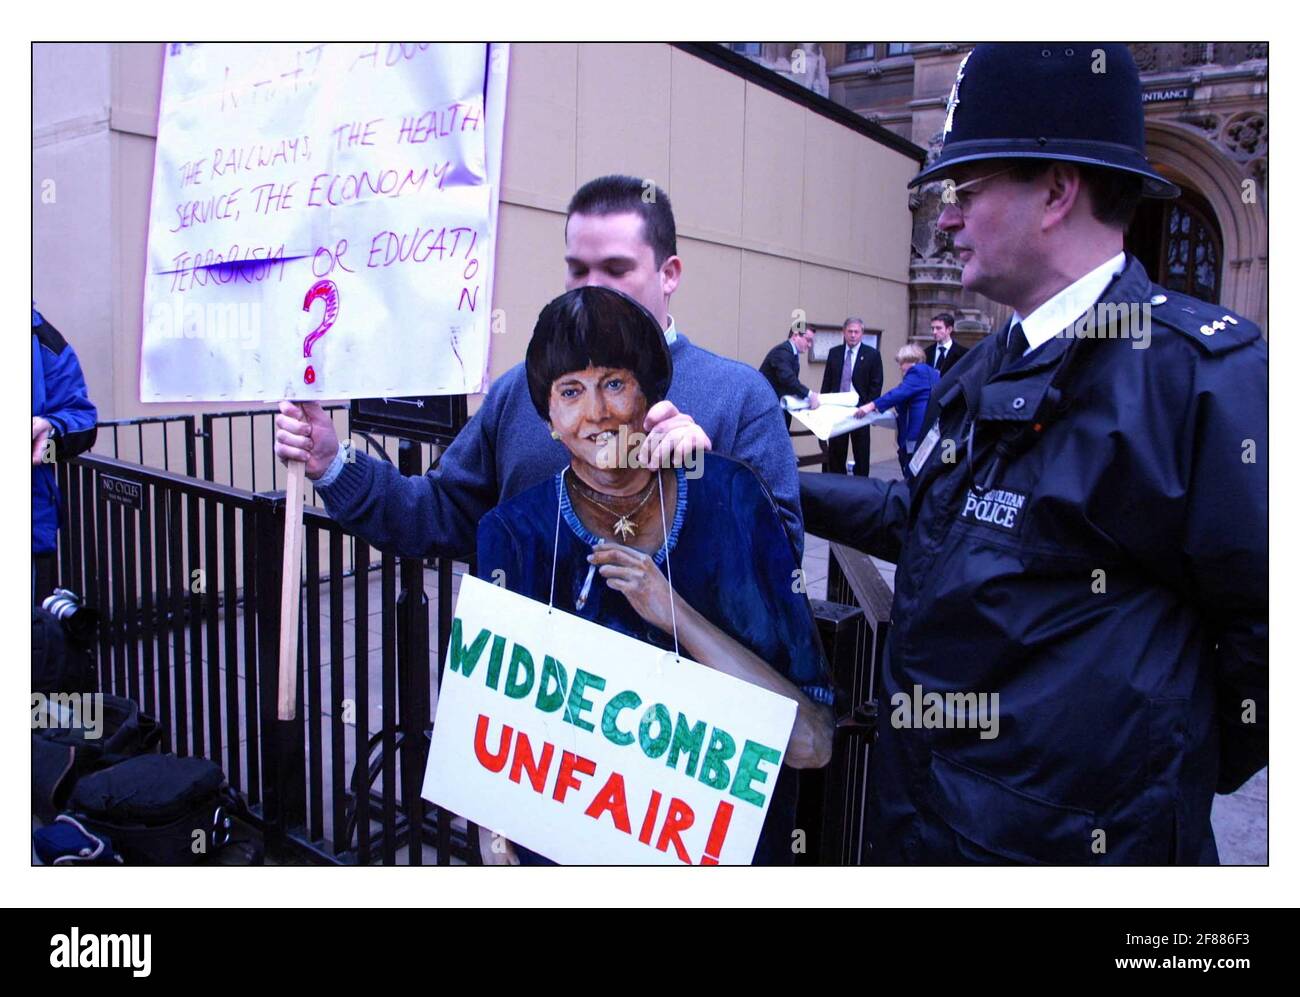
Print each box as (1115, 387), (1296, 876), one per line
(820, 317), (883, 475)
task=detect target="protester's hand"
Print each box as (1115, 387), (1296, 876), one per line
(809, 392), (821, 410)
(638, 401), (711, 469)
(478, 830), (520, 866)
(591, 541), (676, 634)
(32, 416), (52, 466)
(275, 400), (339, 479)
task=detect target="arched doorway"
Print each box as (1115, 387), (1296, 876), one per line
(1140, 120), (1267, 332)
(1126, 185), (1224, 304)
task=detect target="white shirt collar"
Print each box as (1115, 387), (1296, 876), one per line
(1011, 251), (1127, 354)
(663, 314), (677, 346)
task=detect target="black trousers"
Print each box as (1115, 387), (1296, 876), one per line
(826, 427), (872, 476)
(33, 552), (58, 606)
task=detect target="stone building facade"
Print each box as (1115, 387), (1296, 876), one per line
(728, 42), (1268, 345)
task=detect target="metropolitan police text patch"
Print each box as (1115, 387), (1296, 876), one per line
(959, 487), (1028, 535)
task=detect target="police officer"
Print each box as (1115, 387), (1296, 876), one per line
(801, 44), (1266, 864)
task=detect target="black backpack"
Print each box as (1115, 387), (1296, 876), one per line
(31, 695), (163, 822)
(67, 754), (237, 865)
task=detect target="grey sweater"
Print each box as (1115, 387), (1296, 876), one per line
(316, 332), (804, 559)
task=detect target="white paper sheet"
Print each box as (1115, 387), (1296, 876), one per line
(141, 43), (504, 402)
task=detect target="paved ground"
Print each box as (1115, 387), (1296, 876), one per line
(800, 456), (1267, 865)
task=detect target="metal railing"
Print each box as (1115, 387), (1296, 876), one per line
(796, 544), (893, 866)
(56, 451), (482, 865)
(56, 417), (886, 865)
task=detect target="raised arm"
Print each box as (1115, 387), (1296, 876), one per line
(276, 385), (506, 560)
(799, 471), (910, 563)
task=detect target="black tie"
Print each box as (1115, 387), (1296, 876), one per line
(936, 345), (947, 370)
(1001, 323), (1028, 371)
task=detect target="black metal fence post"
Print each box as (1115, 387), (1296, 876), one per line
(395, 440), (431, 865)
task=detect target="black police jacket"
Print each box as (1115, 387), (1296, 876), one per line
(801, 257), (1266, 864)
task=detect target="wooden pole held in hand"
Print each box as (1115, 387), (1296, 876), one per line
(278, 460), (306, 721)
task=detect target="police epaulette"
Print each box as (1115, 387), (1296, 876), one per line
(1148, 289), (1260, 355)
(34, 317), (69, 356)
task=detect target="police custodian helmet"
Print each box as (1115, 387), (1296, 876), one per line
(910, 43), (1180, 199)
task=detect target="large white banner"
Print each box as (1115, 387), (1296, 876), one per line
(422, 576), (798, 865)
(141, 43), (506, 402)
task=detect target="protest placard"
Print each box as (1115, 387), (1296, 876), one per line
(140, 42), (506, 402)
(422, 576), (799, 865)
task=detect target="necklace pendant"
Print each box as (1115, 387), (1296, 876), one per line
(613, 515), (636, 541)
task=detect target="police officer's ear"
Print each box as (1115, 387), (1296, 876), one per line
(1041, 162), (1086, 232)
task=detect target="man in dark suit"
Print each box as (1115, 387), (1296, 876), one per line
(924, 312), (968, 376)
(760, 323), (819, 427)
(820, 317), (883, 475)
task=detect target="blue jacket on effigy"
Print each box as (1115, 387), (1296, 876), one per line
(477, 454), (835, 865)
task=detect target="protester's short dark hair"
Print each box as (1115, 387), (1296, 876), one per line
(526, 286), (673, 421)
(1006, 160), (1143, 230)
(932, 312), (956, 329)
(566, 175), (678, 267)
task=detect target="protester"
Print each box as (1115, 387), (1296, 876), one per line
(800, 43), (1266, 864)
(855, 343), (938, 479)
(32, 306), (97, 603)
(476, 286), (834, 865)
(275, 175), (805, 557)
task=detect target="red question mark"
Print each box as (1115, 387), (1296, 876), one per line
(301, 279), (340, 385)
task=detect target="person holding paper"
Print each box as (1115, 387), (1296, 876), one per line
(855, 344), (938, 479)
(475, 286), (835, 865)
(275, 175), (805, 559)
(758, 323), (820, 429)
(820, 317), (883, 475)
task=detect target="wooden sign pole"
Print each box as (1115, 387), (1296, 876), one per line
(277, 460), (306, 721)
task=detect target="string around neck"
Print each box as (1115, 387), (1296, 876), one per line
(547, 467), (565, 614)
(656, 468), (680, 662)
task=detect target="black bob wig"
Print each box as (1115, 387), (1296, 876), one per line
(525, 286), (673, 421)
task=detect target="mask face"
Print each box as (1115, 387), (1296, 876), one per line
(548, 366), (648, 476)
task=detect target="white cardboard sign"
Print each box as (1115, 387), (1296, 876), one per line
(140, 42), (506, 402)
(422, 576), (798, 865)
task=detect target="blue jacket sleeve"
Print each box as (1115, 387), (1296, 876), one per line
(731, 367), (805, 558)
(315, 378), (506, 559)
(874, 367), (924, 414)
(36, 320), (98, 458)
